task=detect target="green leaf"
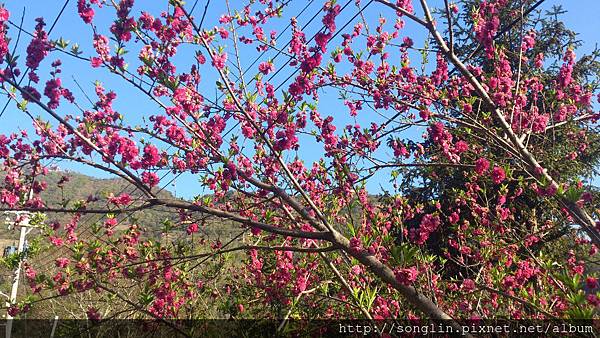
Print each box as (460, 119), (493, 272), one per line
(17, 100), (28, 111)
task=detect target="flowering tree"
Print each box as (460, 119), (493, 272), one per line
(0, 0), (598, 333)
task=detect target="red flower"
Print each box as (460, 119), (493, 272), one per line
(7, 305), (19, 317)
(77, 0), (95, 24)
(258, 61), (274, 75)
(25, 18), (50, 70)
(141, 171), (160, 187)
(212, 53), (227, 70)
(104, 218), (117, 228)
(49, 236), (64, 246)
(142, 144), (160, 167)
(395, 267), (418, 285)
(55, 257), (70, 268)
(413, 214), (440, 244)
(90, 57), (103, 67)
(1, 189), (18, 207)
(587, 294), (600, 307)
(491, 166), (506, 184)
(109, 193), (132, 206)
(86, 307), (101, 322)
(586, 277), (598, 289)
(0, 8), (9, 22)
(455, 140), (469, 153)
(461, 279), (476, 291)
(474, 158), (490, 175)
(186, 223), (199, 235)
(449, 212), (460, 224)
(532, 114), (549, 133)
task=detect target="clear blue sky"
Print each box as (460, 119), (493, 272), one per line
(1, 0), (598, 199)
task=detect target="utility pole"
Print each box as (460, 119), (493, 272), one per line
(4, 211), (33, 338)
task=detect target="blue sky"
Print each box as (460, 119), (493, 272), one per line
(1, 0), (598, 199)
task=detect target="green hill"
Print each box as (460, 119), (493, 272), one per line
(0, 170), (242, 251)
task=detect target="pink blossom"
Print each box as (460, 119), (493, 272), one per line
(461, 279), (476, 291)
(109, 193), (132, 206)
(413, 214), (440, 245)
(455, 140), (469, 153)
(0, 8), (9, 22)
(395, 266), (418, 285)
(141, 144), (160, 167)
(44, 78), (63, 109)
(104, 218), (117, 228)
(521, 30), (536, 51)
(0, 8), (9, 61)
(449, 212), (460, 224)
(49, 236), (64, 246)
(473, 1), (500, 58)
(258, 61), (274, 75)
(491, 166), (506, 184)
(141, 171), (159, 187)
(86, 307), (101, 322)
(7, 305), (19, 317)
(1, 190), (18, 207)
(586, 277), (598, 289)
(77, 0), (95, 23)
(25, 18), (50, 70)
(24, 266), (37, 281)
(186, 223), (199, 235)
(90, 57), (103, 67)
(474, 158), (490, 175)
(587, 294), (600, 307)
(55, 257), (70, 268)
(212, 53), (227, 70)
(534, 53), (544, 68)
(531, 114), (549, 133)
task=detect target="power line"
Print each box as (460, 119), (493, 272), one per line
(273, 0), (372, 93)
(227, 0), (316, 91)
(220, 0), (362, 138)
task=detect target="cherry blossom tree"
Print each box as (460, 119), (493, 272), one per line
(0, 0), (598, 334)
